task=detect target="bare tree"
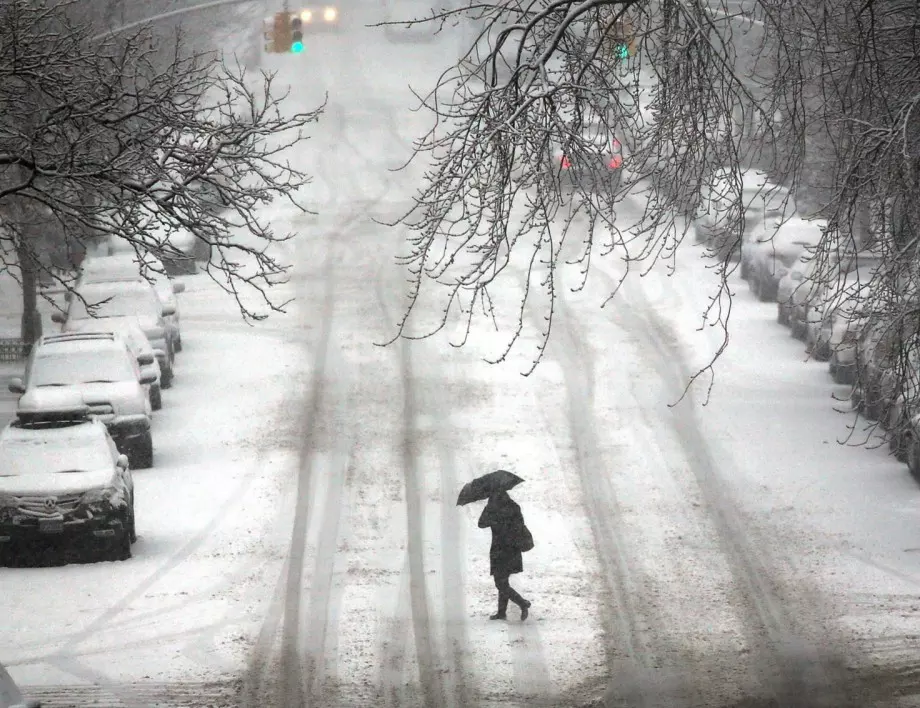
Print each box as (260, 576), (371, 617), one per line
(385, 0), (777, 375)
(0, 0), (322, 336)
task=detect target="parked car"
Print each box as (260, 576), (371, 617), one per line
(7, 332), (156, 468)
(887, 353), (920, 462)
(0, 390), (135, 562)
(804, 253), (883, 360)
(747, 217), (823, 302)
(109, 227), (203, 276)
(77, 252), (185, 352)
(693, 168), (792, 265)
(776, 252), (814, 325)
(52, 280), (176, 388)
(64, 320), (163, 411)
(1, 661), (40, 708)
(851, 320), (915, 418)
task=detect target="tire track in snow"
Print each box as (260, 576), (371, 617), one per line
(512, 266), (633, 707)
(242, 73), (410, 704)
(599, 264), (854, 707)
(373, 264), (471, 707)
(549, 295), (690, 708)
(238, 209), (357, 708)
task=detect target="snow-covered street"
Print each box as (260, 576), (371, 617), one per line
(2, 5), (920, 707)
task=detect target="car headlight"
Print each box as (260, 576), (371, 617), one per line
(323, 6), (337, 21)
(301, 9), (312, 21)
(79, 486), (127, 516)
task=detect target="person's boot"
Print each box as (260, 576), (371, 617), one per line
(520, 599), (531, 621)
(491, 595), (509, 620)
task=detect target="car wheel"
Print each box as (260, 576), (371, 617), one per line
(128, 499), (137, 543)
(174, 334), (183, 353)
(850, 386), (863, 412)
(791, 319), (804, 340)
(108, 527), (132, 561)
(160, 358), (174, 389)
(132, 433), (154, 470)
(829, 357), (838, 379)
(908, 437), (920, 479)
(150, 384), (162, 411)
(777, 306), (787, 326)
(894, 431), (909, 462)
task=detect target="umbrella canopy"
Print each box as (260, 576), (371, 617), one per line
(457, 469), (524, 506)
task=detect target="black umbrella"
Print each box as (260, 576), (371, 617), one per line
(457, 469), (524, 506)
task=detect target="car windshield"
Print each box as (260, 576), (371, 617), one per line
(0, 435), (111, 476)
(30, 350), (135, 387)
(69, 287), (160, 320)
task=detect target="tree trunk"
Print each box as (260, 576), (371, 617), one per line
(15, 238), (42, 348)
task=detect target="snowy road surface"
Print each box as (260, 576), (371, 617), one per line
(2, 5), (920, 708)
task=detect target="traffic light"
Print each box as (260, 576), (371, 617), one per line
(273, 12), (291, 53)
(290, 14), (304, 53)
(615, 43), (629, 60)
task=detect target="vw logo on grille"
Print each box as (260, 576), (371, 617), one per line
(43, 497), (57, 511)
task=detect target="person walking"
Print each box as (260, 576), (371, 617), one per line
(478, 489), (532, 621)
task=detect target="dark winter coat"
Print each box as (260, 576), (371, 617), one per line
(478, 491), (526, 576)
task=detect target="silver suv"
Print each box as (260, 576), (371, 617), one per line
(0, 390), (136, 563)
(8, 332), (156, 468)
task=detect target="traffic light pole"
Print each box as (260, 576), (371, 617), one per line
(91, 0), (263, 41)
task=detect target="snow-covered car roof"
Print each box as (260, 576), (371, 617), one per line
(68, 280), (164, 320)
(29, 336), (138, 387)
(64, 319), (157, 358)
(81, 252), (168, 281)
(37, 331), (129, 356)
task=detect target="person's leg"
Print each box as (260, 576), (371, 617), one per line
(491, 574), (511, 619)
(504, 580), (531, 620)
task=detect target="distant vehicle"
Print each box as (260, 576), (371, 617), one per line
(551, 122), (626, 191)
(8, 332), (156, 468)
(0, 661), (40, 708)
(77, 253), (186, 353)
(0, 390), (135, 563)
(64, 320), (164, 411)
(52, 280), (177, 388)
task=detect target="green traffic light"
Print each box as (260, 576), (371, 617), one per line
(291, 40), (304, 53)
(616, 43), (629, 59)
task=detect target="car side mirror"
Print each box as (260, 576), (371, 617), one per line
(116, 454), (129, 469)
(50, 311), (65, 324)
(140, 371), (158, 385)
(137, 353), (154, 366)
(161, 304), (176, 317)
(172, 282), (185, 294)
(8, 377), (24, 395)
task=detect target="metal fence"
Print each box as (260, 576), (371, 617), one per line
(0, 338), (29, 363)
